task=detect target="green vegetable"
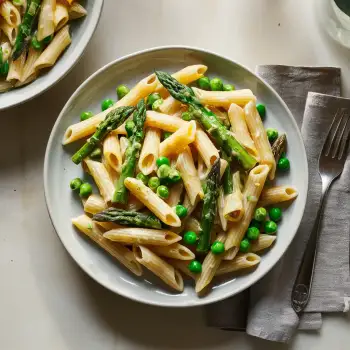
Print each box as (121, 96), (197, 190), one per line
(188, 260), (202, 273)
(90, 147), (102, 160)
(266, 128), (279, 143)
(211, 241), (225, 255)
(154, 71), (256, 170)
(197, 159), (220, 253)
(12, 0), (42, 60)
(116, 84), (130, 100)
(80, 111), (93, 121)
(157, 185), (169, 199)
(223, 84), (235, 91)
(223, 162), (233, 195)
(181, 112), (192, 121)
(0, 61), (9, 76)
(148, 176), (160, 191)
(93, 208), (162, 229)
(174, 205), (187, 218)
(168, 168), (181, 184)
(113, 100), (147, 204)
(239, 238), (251, 253)
(157, 164), (171, 179)
(156, 156), (170, 167)
(13, 0), (25, 5)
(31, 34), (42, 50)
(125, 120), (135, 138)
(278, 157), (290, 171)
(71, 106), (134, 164)
(269, 207), (282, 222)
(210, 78), (223, 91)
(70, 178), (83, 192)
(146, 93), (161, 109)
(101, 98), (115, 111)
(183, 231), (198, 245)
(42, 34), (53, 45)
(265, 220), (277, 234)
(254, 207), (267, 222)
(256, 103), (266, 118)
(197, 76), (210, 90)
(163, 131), (172, 139)
(136, 172), (149, 185)
(246, 227), (260, 240)
(79, 183), (92, 198)
(249, 219), (261, 230)
(152, 98), (163, 111)
(272, 134), (287, 163)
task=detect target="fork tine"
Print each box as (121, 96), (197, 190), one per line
(323, 109), (343, 156)
(333, 113), (349, 158)
(338, 115), (350, 160)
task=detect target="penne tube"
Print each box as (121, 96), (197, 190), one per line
(176, 146), (204, 205)
(124, 177), (181, 227)
(69, 2), (87, 20)
(72, 215), (142, 276)
(166, 182), (184, 207)
(125, 194), (145, 212)
(37, 0), (56, 41)
(159, 96), (182, 114)
(183, 216), (201, 234)
(34, 24), (71, 72)
(0, 79), (13, 92)
(193, 127), (219, 168)
(258, 186), (298, 207)
(223, 171), (244, 222)
(219, 159), (228, 179)
(119, 136), (129, 161)
(151, 243), (195, 260)
(0, 20), (17, 45)
(133, 245), (184, 292)
(217, 188), (227, 231)
(250, 234), (276, 253)
(207, 106), (230, 128)
(216, 253), (261, 275)
(62, 73), (157, 145)
(104, 227), (181, 246)
(103, 134), (123, 174)
(228, 103), (259, 160)
(54, 3), (69, 31)
(159, 120), (196, 157)
(0, 1), (21, 27)
(244, 101), (276, 179)
(7, 52), (26, 81)
(138, 127), (161, 175)
(197, 155), (210, 181)
(192, 87), (256, 108)
(20, 46), (42, 83)
(167, 259), (198, 281)
(145, 110), (187, 132)
(95, 221), (122, 232)
(225, 165), (270, 256)
(83, 194), (107, 215)
(84, 159), (115, 204)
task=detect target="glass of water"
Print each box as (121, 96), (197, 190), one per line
(316, 0), (350, 48)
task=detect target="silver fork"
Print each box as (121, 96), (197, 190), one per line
(291, 109), (350, 314)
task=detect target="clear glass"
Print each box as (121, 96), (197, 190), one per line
(316, 0), (350, 48)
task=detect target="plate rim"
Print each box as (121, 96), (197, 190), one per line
(44, 45), (309, 307)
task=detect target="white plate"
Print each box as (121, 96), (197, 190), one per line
(44, 47), (308, 307)
(0, 0), (104, 111)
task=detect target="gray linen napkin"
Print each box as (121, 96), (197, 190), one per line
(205, 66), (350, 342)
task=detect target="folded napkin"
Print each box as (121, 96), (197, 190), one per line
(205, 66), (350, 342)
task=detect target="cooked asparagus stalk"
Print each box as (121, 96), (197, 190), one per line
(197, 159), (221, 253)
(113, 99), (147, 204)
(155, 71), (257, 170)
(12, 0), (43, 60)
(271, 133), (287, 162)
(71, 106), (134, 164)
(93, 208), (162, 229)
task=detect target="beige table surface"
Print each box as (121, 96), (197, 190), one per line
(1, 0), (350, 349)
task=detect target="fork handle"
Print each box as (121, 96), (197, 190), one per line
(291, 180), (332, 314)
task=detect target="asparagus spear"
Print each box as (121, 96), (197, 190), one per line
(197, 159), (221, 253)
(272, 133), (287, 163)
(12, 0), (42, 60)
(155, 71), (257, 170)
(113, 99), (147, 204)
(93, 208), (162, 229)
(71, 106), (134, 164)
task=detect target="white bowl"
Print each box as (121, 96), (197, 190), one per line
(0, 0), (104, 111)
(44, 47), (308, 307)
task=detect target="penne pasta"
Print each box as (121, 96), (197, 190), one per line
(145, 110), (187, 132)
(258, 186), (298, 207)
(138, 127), (161, 175)
(119, 136), (129, 161)
(0, 1), (21, 27)
(0, 20), (17, 45)
(20, 46), (41, 83)
(37, 0), (56, 41)
(223, 171), (244, 222)
(151, 243), (195, 260)
(183, 216), (201, 234)
(72, 215), (142, 276)
(103, 134), (123, 174)
(216, 253), (261, 275)
(197, 155), (210, 181)
(83, 194), (107, 215)
(0, 79), (12, 92)
(167, 259), (198, 281)
(124, 177), (181, 227)
(125, 194), (145, 212)
(166, 182), (184, 207)
(159, 96), (181, 114)
(250, 234), (276, 253)
(217, 188), (227, 231)
(133, 245), (184, 292)
(69, 2), (87, 20)
(193, 127), (219, 169)
(54, 3), (69, 31)
(7, 51), (26, 81)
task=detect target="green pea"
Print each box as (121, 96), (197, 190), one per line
(265, 220), (277, 234)
(223, 84), (235, 91)
(156, 156), (170, 167)
(211, 241), (225, 254)
(246, 227), (260, 241)
(197, 76), (211, 90)
(101, 98), (114, 111)
(90, 147), (102, 160)
(80, 111), (93, 121)
(42, 34), (53, 45)
(168, 168), (181, 184)
(269, 207), (282, 222)
(70, 178), (83, 192)
(0, 60), (9, 76)
(249, 219), (261, 229)
(174, 205), (187, 218)
(157, 185), (169, 199)
(148, 176), (160, 191)
(239, 238), (251, 253)
(146, 93), (161, 109)
(188, 260), (202, 273)
(157, 164), (171, 179)
(125, 120), (135, 138)
(31, 34), (42, 50)
(256, 104), (266, 118)
(136, 172), (149, 185)
(181, 112), (192, 121)
(152, 98), (163, 111)
(254, 207), (267, 222)
(163, 131), (172, 140)
(79, 182), (92, 198)
(210, 78), (224, 91)
(183, 231), (198, 245)
(278, 157), (290, 171)
(266, 128), (278, 143)
(116, 84), (130, 100)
